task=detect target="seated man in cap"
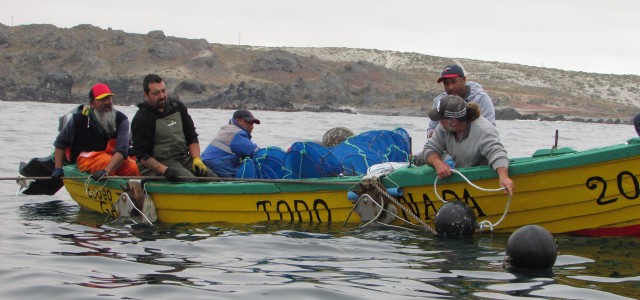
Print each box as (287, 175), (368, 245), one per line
(634, 113), (640, 136)
(51, 83), (139, 182)
(427, 64), (496, 138)
(421, 95), (514, 196)
(201, 109), (261, 178)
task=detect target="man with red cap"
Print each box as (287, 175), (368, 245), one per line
(51, 83), (139, 182)
(427, 64), (496, 138)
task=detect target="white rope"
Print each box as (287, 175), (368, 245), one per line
(373, 221), (420, 231)
(107, 192), (154, 225)
(477, 196), (511, 232)
(364, 195), (425, 230)
(81, 177), (154, 226)
(123, 193), (154, 225)
(357, 194), (386, 228)
(346, 191), (423, 231)
(434, 169), (505, 203)
(433, 168), (511, 232)
(344, 193), (365, 225)
(350, 172), (437, 233)
(84, 177), (109, 199)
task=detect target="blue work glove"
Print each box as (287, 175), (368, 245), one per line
(91, 170), (108, 181)
(51, 168), (64, 181)
(163, 167), (181, 182)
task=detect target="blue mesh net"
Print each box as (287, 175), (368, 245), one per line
(236, 128), (411, 179)
(235, 157), (261, 179)
(255, 146), (286, 179)
(283, 141), (344, 179)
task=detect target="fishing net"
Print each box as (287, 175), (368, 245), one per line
(283, 141), (344, 179)
(236, 128), (411, 179)
(236, 146), (286, 179)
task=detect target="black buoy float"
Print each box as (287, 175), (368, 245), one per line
(434, 201), (477, 238)
(505, 225), (558, 271)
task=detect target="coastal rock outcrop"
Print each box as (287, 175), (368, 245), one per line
(0, 23), (637, 123)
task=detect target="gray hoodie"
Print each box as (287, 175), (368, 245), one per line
(427, 81), (495, 137)
(422, 116), (508, 170)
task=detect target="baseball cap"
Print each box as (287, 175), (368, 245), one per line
(437, 64), (465, 83)
(233, 109), (261, 124)
(428, 95), (467, 121)
(89, 83), (115, 100)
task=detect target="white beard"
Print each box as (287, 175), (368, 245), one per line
(93, 109), (116, 133)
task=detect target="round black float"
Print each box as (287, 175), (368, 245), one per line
(505, 225), (558, 270)
(434, 201), (477, 238)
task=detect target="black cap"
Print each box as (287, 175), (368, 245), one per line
(233, 109), (261, 124)
(437, 64), (465, 83)
(428, 95), (467, 121)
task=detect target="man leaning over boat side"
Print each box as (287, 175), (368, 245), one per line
(201, 109), (261, 178)
(130, 74), (217, 182)
(51, 83), (140, 182)
(426, 64), (496, 139)
(421, 95), (514, 196)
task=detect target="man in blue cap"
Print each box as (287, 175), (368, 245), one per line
(427, 64), (496, 138)
(201, 109), (261, 177)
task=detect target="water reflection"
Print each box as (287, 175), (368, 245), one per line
(12, 199), (640, 299)
(19, 200), (78, 223)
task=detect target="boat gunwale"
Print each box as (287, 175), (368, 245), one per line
(63, 138), (640, 194)
(385, 137), (640, 187)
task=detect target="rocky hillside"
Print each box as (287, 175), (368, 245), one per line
(1, 23), (638, 123)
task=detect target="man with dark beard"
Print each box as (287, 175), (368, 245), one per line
(421, 95), (514, 196)
(51, 83), (139, 182)
(131, 74), (216, 182)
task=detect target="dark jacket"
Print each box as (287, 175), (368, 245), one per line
(131, 100), (199, 162)
(53, 110), (129, 163)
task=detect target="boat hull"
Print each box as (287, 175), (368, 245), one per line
(382, 138), (640, 235)
(62, 172), (362, 225)
(386, 157), (640, 234)
(63, 138), (640, 236)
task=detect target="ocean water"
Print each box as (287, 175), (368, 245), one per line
(0, 101), (638, 299)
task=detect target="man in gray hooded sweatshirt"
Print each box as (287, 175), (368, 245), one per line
(423, 95), (513, 196)
(427, 64), (495, 138)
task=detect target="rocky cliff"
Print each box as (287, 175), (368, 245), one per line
(1, 23), (638, 123)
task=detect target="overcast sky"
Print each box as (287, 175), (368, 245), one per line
(3, 0), (639, 75)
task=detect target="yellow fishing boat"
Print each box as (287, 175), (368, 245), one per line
(59, 137), (640, 236)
